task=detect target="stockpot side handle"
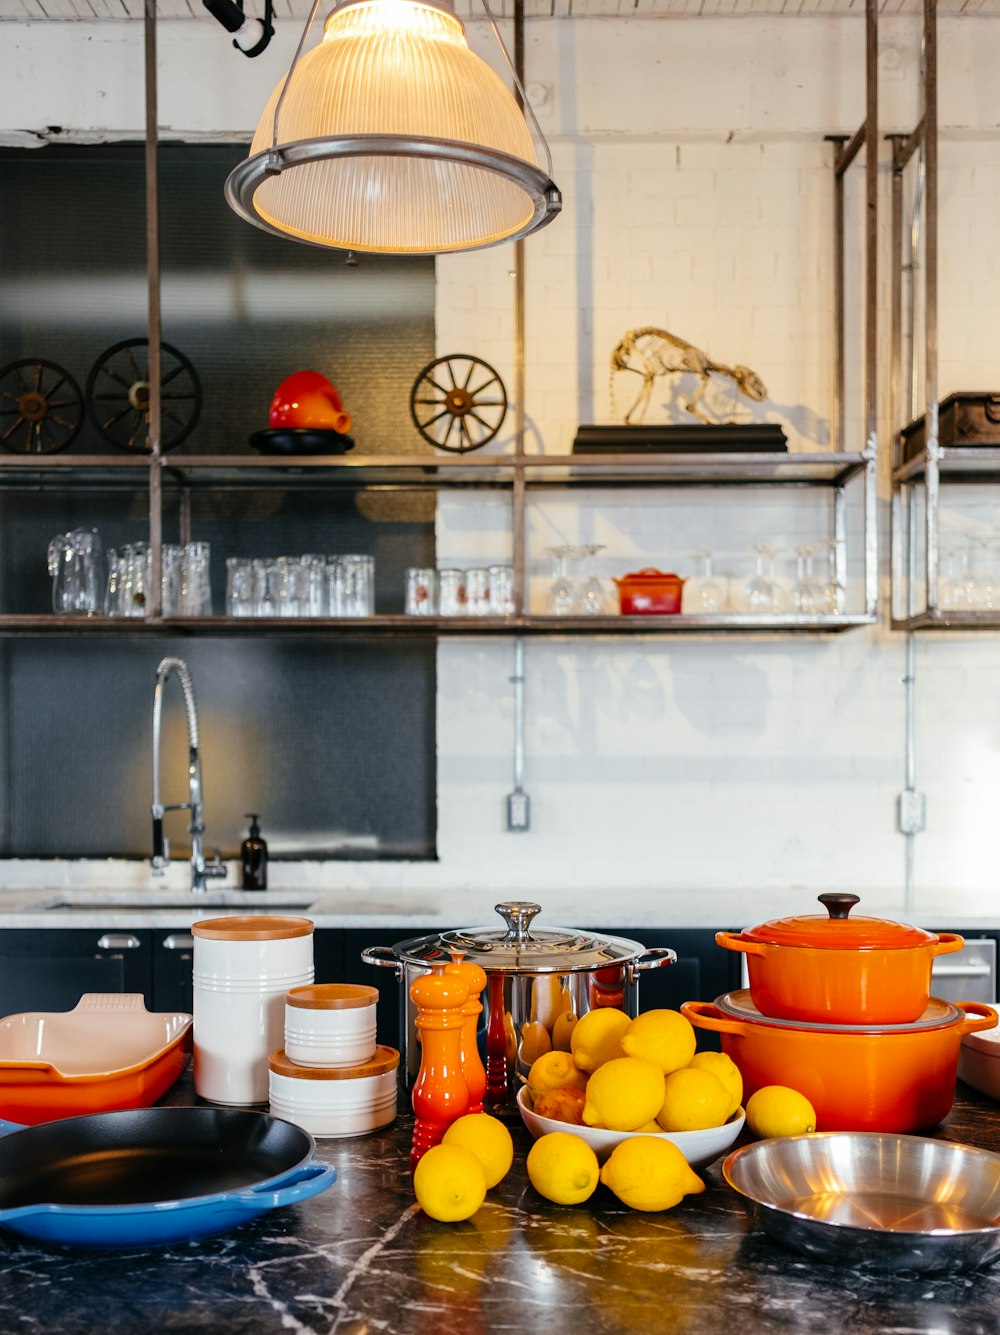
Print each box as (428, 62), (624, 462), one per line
(714, 931), (767, 958)
(955, 1002), (1000, 1036)
(360, 945), (403, 977)
(627, 948), (677, 982)
(931, 934), (965, 958)
(679, 1000), (747, 1036)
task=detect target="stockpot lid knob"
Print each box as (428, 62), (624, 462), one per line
(495, 901), (542, 944)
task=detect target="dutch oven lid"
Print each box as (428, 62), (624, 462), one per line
(739, 894), (939, 950)
(389, 902), (645, 974)
(716, 989), (963, 1033)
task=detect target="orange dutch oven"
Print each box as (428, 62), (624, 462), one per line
(681, 996), (998, 1133)
(715, 893), (965, 1025)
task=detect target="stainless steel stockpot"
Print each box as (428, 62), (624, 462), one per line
(361, 901), (676, 1101)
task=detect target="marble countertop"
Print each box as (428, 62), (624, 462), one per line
(4, 1073), (1000, 1334)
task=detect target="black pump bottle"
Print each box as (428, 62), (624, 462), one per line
(240, 813), (268, 890)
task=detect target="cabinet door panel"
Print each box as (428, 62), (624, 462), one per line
(152, 930), (194, 1014)
(0, 929), (152, 1015)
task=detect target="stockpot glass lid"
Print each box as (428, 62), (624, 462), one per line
(388, 902), (646, 974)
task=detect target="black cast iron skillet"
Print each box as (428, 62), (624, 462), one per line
(0, 1106), (336, 1248)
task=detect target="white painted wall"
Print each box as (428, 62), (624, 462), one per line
(2, 13), (1000, 928)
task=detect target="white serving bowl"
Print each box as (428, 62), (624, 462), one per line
(516, 1085), (745, 1170)
(959, 1022), (1000, 1101)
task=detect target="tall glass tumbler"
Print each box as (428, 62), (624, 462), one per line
(334, 555), (375, 616)
(405, 567), (438, 615)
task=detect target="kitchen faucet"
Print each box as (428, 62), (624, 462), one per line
(151, 656), (227, 894)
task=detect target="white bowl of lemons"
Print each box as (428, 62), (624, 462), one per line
(516, 1085), (745, 1170)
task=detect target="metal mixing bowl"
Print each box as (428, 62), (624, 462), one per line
(723, 1132), (1000, 1273)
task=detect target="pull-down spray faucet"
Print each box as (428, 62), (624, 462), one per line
(151, 656), (227, 894)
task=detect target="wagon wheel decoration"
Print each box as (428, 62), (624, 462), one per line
(85, 338), (202, 453)
(0, 358), (84, 454)
(410, 354), (508, 454)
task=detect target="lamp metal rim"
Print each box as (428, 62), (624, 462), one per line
(224, 133), (563, 254)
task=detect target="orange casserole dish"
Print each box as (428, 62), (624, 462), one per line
(0, 993), (192, 1124)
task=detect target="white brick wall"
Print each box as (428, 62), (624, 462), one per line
(2, 12), (1000, 926)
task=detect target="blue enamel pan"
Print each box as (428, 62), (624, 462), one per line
(0, 1106), (335, 1248)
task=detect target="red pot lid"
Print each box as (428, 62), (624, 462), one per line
(739, 894), (939, 950)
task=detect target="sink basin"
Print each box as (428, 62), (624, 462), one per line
(39, 892), (316, 913)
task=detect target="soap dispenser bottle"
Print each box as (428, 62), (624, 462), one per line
(240, 814), (268, 890)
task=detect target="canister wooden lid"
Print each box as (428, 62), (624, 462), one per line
(286, 983), (379, 1011)
(268, 1045), (399, 1080)
(192, 915), (314, 941)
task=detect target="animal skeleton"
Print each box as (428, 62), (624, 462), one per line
(610, 327), (767, 425)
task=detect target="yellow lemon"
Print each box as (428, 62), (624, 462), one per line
(519, 1020), (552, 1065)
(527, 1049), (588, 1099)
(551, 1010), (578, 1052)
(531, 975), (565, 1032)
(504, 1011), (518, 1064)
(600, 1136), (706, 1212)
(657, 1066), (732, 1132)
(570, 1007), (631, 1073)
(635, 1119), (662, 1132)
(745, 1085), (817, 1138)
(582, 1056), (666, 1131)
(413, 1143), (487, 1222)
(687, 1051), (743, 1119)
(526, 1131), (601, 1206)
(442, 1113), (514, 1189)
(621, 1009), (697, 1075)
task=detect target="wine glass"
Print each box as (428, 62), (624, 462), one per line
(792, 544), (822, 614)
(682, 550), (726, 614)
(939, 547), (973, 611)
(817, 538), (846, 614)
(546, 545), (578, 615)
(574, 544), (608, 615)
(744, 544), (779, 613)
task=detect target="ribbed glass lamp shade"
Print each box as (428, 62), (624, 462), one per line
(225, 0), (561, 254)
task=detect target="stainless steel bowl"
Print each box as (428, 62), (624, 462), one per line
(723, 1132), (1000, 1273)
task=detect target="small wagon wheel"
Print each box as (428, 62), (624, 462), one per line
(0, 358), (84, 454)
(85, 338), (202, 453)
(410, 354), (508, 454)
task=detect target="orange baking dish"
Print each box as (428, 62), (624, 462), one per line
(0, 994), (192, 1124)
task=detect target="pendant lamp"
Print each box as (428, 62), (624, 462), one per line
(225, 0), (562, 254)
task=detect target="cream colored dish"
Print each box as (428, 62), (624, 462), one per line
(516, 1084), (745, 1170)
(0, 993), (192, 1124)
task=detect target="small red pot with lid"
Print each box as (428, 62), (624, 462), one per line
(715, 893), (964, 1026)
(613, 569), (684, 615)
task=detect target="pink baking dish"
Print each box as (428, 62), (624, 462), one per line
(0, 994), (192, 1124)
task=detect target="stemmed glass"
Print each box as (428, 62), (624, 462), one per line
(683, 550), (726, 614)
(574, 544), (608, 615)
(744, 544), (779, 613)
(939, 547), (973, 610)
(817, 538), (846, 614)
(792, 544), (822, 614)
(546, 545), (578, 615)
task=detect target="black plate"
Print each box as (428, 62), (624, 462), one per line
(249, 428), (355, 456)
(572, 423), (788, 454)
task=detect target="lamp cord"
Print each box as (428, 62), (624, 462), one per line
(478, 0), (554, 180)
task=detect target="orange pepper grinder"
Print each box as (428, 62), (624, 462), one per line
(445, 952), (487, 1116)
(410, 967), (470, 1172)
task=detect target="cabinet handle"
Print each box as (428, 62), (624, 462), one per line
(96, 933), (142, 951)
(933, 961), (993, 977)
(162, 934), (194, 951)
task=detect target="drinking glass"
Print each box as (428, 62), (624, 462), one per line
(48, 527), (103, 616)
(488, 564), (515, 616)
(573, 544), (608, 615)
(681, 550), (726, 614)
(465, 567), (491, 616)
(179, 541), (212, 616)
(546, 545), (578, 615)
(792, 544), (822, 614)
(817, 538), (846, 614)
(940, 547), (973, 610)
(744, 543), (779, 614)
(226, 557), (255, 617)
(160, 544), (184, 617)
(334, 555), (375, 616)
(438, 568), (466, 617)
(253, 558), (279, 617)
(119, 542), (150, 618)
(405, 567), (438, 615)
(300, 554), (328, 617)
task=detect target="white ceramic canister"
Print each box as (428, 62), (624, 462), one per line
(268, 1045), (399, 1137)
(192, 916), (314, 1105)
(284, 982), (379, 1068)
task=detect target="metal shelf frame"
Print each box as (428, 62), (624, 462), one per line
(0, 0), (880, 641)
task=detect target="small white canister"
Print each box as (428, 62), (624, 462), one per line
(268, 1045), (399, 1137)
(284, 983), (379, 1068)
(193, 915), (314, 1105)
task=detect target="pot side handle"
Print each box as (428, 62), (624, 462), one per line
(714, 931), (767, 958)
(955, 1002), (999, 1036)
(228, 1163), (338, 1212)
(627, 947), (677, 981)
(931, 933), (965, 959)
(679, 1000), (748, 1036)
(360, 945), (403, 977)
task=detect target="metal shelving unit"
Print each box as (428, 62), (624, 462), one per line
(888, 0), (1000, 632)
